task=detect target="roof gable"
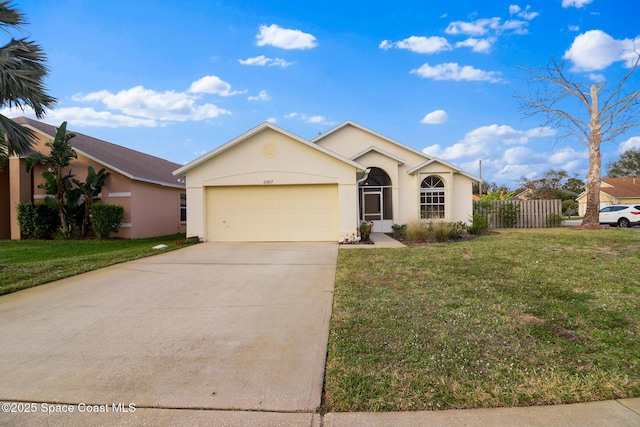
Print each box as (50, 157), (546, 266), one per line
(407, 158), (480, 181)
(351, 146), (406, 165)
(313, 120), (430, 161)
(13, 117), (184, 188)
(174, 121), (365, 176)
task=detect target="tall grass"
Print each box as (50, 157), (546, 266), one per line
(406, 220), (429, 243)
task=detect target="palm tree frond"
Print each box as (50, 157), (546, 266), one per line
(0, 113), (37, 155)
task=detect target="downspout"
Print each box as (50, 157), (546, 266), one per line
(355, 168), (371, 233)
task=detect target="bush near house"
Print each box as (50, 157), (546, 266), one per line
(90, 204), (125, 239)
(16, 202), (58, 239)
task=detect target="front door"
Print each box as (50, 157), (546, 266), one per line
(360, 187), (392, 232)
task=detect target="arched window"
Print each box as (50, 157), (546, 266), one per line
(420, 176), (445, 219)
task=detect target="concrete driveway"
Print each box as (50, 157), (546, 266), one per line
(0, 242), (337, 422)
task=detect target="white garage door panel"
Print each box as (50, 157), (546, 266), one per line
(206, 185), (338, 241)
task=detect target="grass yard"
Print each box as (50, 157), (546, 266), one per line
(0, 234), (188, 296)
(325, 228), (640, 412)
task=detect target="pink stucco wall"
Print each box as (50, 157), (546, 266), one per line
(2, 130), (185, 240)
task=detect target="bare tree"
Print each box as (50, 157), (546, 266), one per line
(517, 54), (640, 227)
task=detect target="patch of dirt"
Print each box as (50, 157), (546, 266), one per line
(514, 314), (546, 326)
(573, 225), (605, 230)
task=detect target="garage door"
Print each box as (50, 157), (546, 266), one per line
(206, 184), (338, 241)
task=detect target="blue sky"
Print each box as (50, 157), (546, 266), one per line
(5, 0), (640, 188)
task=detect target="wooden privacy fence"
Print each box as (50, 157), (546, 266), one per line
(474, 199), (563, 228)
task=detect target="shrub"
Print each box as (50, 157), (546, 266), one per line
(498, 203), (520, 228)
(17, 201), (59, 239)
(406, 220), (429, 243)
(359, 221), (373, 242)
(547, 213), (564, 227)
(90, 204), (124, 239)
(430, 220), (451, 243)
(391, 223), (407, 239)
(562, 199), (579, 216)
(468, 213), (488, 235)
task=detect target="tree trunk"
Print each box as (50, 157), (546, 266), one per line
(582, 141), (601, 226)
(582, 84), (602, 227)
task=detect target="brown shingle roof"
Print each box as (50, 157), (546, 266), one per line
(13, 117), (184, 189)
(601, 177), (640, 198)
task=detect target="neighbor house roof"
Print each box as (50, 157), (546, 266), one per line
(173, 121), (366, 176)
(600, 177), (640, 198)
(13, 117), (184, 189)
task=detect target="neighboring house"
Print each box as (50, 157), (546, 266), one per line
(0, 117), (186, 240)
(576, 177), (640, 216)
(174, 120), (478, 242)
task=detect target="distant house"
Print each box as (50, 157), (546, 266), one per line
(575, 177), (640, 216)
(0, 117), (186, 240)
(174, 120), (478, 242)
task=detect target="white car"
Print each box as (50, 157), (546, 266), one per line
(599, 205), (640, 227)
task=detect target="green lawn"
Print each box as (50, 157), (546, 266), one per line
(325, 228), (640, 412)
(0, 234), (188, 296)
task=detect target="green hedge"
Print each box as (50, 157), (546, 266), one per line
(90, 204), (124, 239)
(16, 201), (59, 239)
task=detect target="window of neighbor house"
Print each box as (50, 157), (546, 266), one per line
(180, 193), (186, 222)
(420, 176), (445, 219)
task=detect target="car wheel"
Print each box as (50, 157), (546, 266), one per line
(618, 218), (631, 227)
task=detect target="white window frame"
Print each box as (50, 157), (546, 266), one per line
(420, 176), (445, 219)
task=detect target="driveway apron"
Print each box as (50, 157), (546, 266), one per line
(0, 242), (337, 413)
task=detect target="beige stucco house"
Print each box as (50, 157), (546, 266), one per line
(0, 117), (186, 240)
(576, 177), (640, 216)
(174, 120), (478, 242)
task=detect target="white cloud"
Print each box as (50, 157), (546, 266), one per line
(266, 117), (277, 123)
(256, 24), (317, 50)
(564, 30), (640, 71)
(73, 84), (231, 122)
(0, 106), (159, 127)
(589, 73), (606, 82)
(284, 112), (333, 125)
(422, 124), (556, 161)
(510, 5), (539, 20)
(188, 75), (245, 96)
(445, 17), (501, 36)
(239, 55), (294, 67)
(455, 37), (495, 53)
(562, 0), (594, 8)
(421, 109), (448, 124)
(569, 25), (580, 32)
(247, 90), (270, 101)
(411, 62), (502, 83)
(618, 136), (640, 153)
(422, 124), (590, 187)
(46, 107), (159, 127)
(445, 15), (532, 37)
(379, 36), (452, 54)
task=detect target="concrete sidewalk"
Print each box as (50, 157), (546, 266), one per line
(340, 232), (406, 248)
(1, 397), (638, 426)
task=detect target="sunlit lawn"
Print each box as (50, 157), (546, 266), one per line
(325, 228), (640, 411)
(0, 234), (188, 295)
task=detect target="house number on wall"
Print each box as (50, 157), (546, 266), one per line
(263, 180), (274, 184)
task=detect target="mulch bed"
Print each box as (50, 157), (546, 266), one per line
(385, 230), (498, 246)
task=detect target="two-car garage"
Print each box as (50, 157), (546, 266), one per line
(205, 184), (339, 242)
